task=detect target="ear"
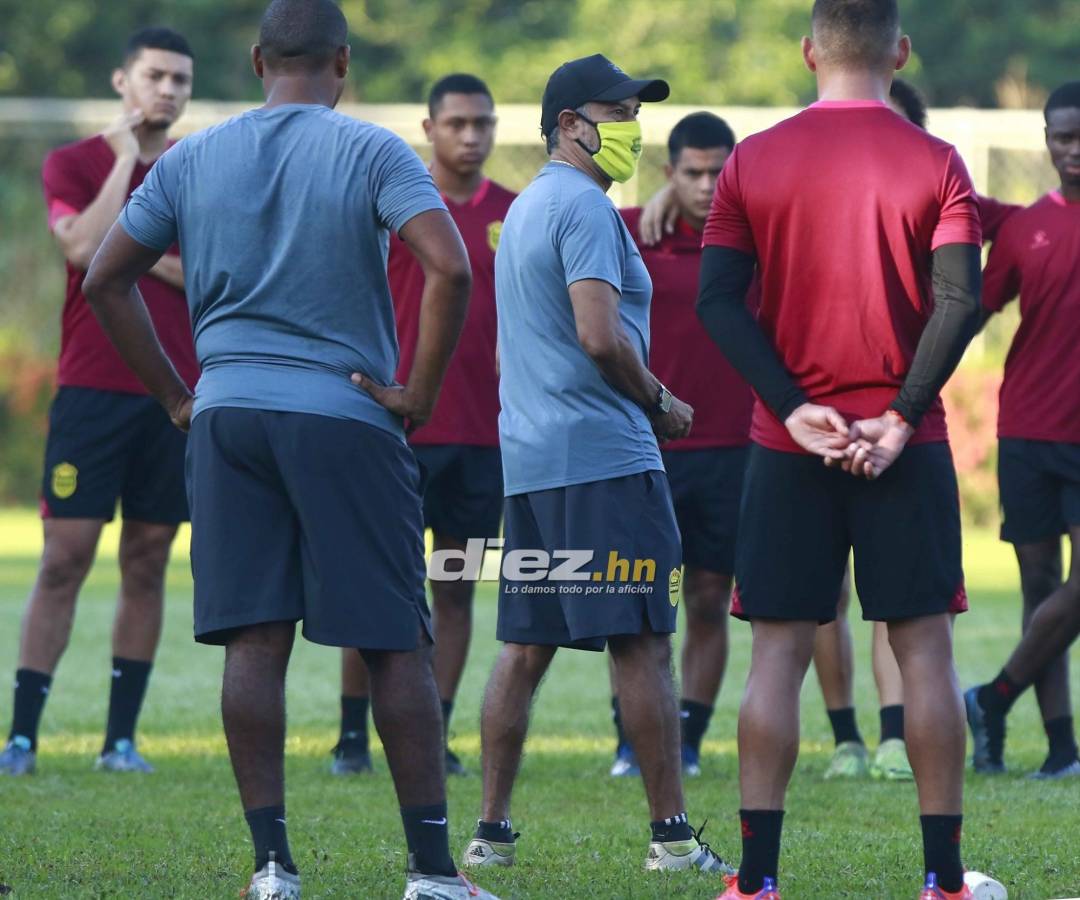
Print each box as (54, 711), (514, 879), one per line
(251, 44), (264, 79)
(111, 68), (126, 98)
(557, 108), (580, 138)
(335, 45), (350, 79)
(663, 163), (674, 181)
(895, 34), (912, 71)
(802, 36), (817, 73)
(422, 118), (435, 142)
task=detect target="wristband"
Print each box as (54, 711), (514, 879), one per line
(885, 409), (910, 428)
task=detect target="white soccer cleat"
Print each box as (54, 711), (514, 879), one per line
(404, 869), (500, 899)
(963, 870), (1007, 900)
(461, 837), (515, 868)
(644, 837), (736, 875)
(245, 852), (300, 899)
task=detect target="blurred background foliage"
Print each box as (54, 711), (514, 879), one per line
(0, 0), (1077, 106)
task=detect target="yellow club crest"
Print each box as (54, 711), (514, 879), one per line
(668, 567), (682, 606)
(51, 462), (78, 499)
(486, 220), (503, 252)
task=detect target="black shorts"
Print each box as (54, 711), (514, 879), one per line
(998, 438), (1080, 544)
(187, 408), (431, 649)
(496, 471), (682, 651)
(663, 446), (748, 574)
(41, 386), (188, 524)
(734, 443), (967, 623)
(412, 444), (503, 541)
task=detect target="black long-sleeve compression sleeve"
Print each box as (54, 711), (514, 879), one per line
(890, 243), (982, 426)
(695, 245), (808, 422)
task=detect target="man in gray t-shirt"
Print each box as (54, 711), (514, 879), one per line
(82, 3), (497, 900)
(461, 55), (732, 880)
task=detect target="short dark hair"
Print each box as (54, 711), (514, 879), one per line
(1045, 81), (1080, 122)
(668, 112), (736, 164)
(428, 73), (493, 117)
(259, 0), (348, 72)
(889, 78), (927, 130)
(811, 0), (900, 68)
(124, 27), (193, 67)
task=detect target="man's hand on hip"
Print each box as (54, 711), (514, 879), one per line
(651, 396), (693, 442)
(169, 393), (194, 433)
(352, 372), (433, 434)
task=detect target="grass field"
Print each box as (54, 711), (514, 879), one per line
(0, 509), (1077, 899)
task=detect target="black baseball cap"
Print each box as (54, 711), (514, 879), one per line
(540, 53), (670, 139)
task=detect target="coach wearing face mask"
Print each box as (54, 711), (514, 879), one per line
(461, 56), (733, 879)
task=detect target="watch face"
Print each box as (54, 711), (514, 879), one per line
(660, 389), (672, 413)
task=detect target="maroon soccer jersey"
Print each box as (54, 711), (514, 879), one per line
(702, 100), (982, 453)
(978, 193), (1022, 244)
(620, 207), (752, 449)
(390, 178), (514, 446)
(983, 191), (1080, 443)
(42, 135), (199, 394)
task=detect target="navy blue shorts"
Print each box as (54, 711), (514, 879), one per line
(413, 444), (503, 541)
(998, 438), (1080, 545)
(663, 446), (748, 574)
(497, 471), (682, 651)
(734, 443), (967, 624)
(187, 408), (431, 648)
(41, 386), (188, 524)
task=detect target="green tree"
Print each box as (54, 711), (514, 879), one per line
(1, 0), (1077, 107)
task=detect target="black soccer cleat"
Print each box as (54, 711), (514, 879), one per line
(330, 737), (373, 775)
(965, 687), (1005, 774)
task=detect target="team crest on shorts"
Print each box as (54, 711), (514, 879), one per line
(668, 567), (682, 606)
(51, 462), (78, 499)
(487, 220), (503, 252)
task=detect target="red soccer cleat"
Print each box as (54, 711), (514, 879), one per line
(716, 874), (781, 899)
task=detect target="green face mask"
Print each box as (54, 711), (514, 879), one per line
(576, 114), (643, 183)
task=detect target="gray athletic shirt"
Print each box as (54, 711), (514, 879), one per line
(495, 162), (662, 495)
(120, 103), (446, 437)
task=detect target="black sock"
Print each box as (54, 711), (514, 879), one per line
(339, 695), (369, 747)
(10, 669), (52, 751)
(245, 805), (296, 874)
(401, 803), (456, 877)
(1043, 716), (1078, 765)
(680, 699), (713, 753)
(920, 814), (963, 893)
(826, 707), (862, 747)
(103, 658), (152, 752)
(977, 670), (1024, 716)
(650, 811), (692, 843)
(475, 818), (515, 842)
(737, 809), (784, 894)
(879, 704), (905, 743)
(441, 698), (454, 741)
(611, 696), (630, 749)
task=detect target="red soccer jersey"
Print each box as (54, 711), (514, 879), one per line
(983, 191), (1080, 443)
(702, 100), (981, 453)
(390, 178), (514, 446)
(621, 207), (752, 449)
(42, 135), (199, 393)
(978, 194), (1022, 244)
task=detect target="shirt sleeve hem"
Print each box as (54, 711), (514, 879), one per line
(565, 274), (622, 293)
(388, 200), (449, 237)
(118, 208), (174, 253)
